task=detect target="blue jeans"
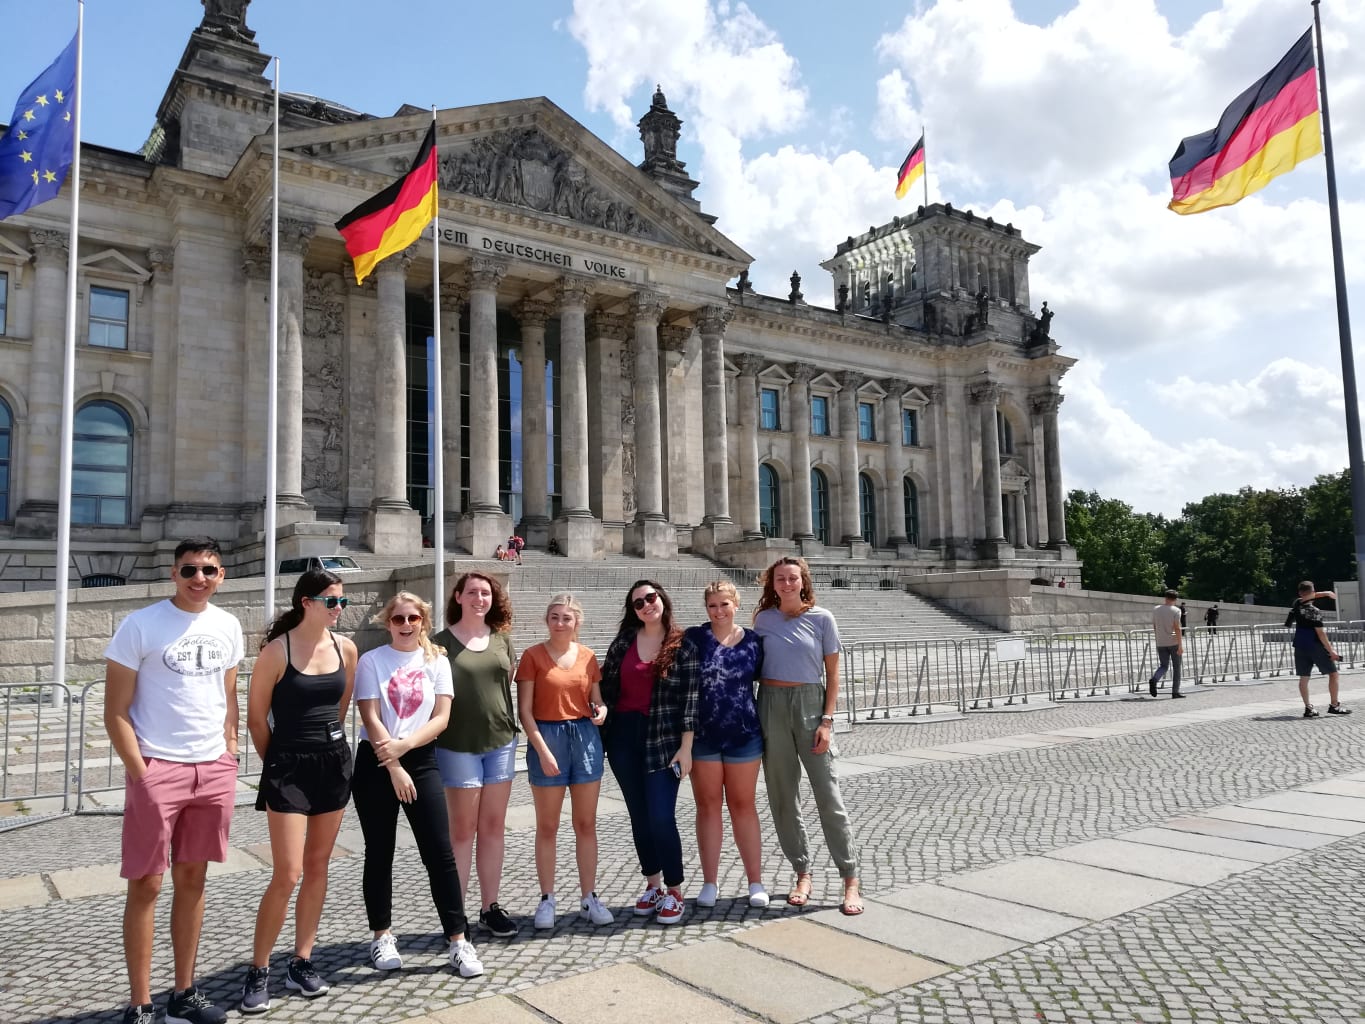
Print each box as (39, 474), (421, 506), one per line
(606, 711), (684, 887)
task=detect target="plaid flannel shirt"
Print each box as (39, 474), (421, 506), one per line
(600, 627), (700, 773)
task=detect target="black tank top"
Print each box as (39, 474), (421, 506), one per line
(271, 633), (346, 748)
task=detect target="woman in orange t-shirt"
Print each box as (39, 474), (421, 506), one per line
(513, 593), (612, 931)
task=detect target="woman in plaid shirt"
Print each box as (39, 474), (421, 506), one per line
(599, 580), (698, 925)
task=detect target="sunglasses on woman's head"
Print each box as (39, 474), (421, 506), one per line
(632, 592), (659, 611)
(389, 613), (423, 625)
(177, 564), (220, 579)
(307, 596), (348, 609)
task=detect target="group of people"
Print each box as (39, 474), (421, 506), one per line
(494, 535), (525, 564)
(104, 542), (861, 1024)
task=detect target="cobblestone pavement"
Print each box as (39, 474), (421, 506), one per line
(7, 678), (1365, 1023)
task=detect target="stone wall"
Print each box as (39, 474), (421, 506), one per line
(905, 568), (1290, 633)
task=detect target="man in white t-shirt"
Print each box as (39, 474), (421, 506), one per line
(104, 537), (244, 1024)
(1148, 589), (1185, 699)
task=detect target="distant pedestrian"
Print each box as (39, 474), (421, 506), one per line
(1179, 602), (1188, 629)
(1286, 581), (1351, 719)
(1204, 604), (1220, 634)
(1148, 589), (1184, 699)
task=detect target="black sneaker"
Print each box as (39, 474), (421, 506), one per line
(1172, 692), (1186, 699)
(165, 986), (227, 1024)
(240, 965), (270, 1015)
(1149, 678), (1158, 697)
(284, 956), (329, 998)
(1304, 705), (1321, 719)
(1328, 703), (1353, 715)
(122, 1006), (155, 1024)
(480, 902), (518, 937)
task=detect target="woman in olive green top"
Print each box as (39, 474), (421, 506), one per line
(432, 572), (519, 938)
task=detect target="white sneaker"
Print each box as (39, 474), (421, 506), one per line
(448, 937), (484, 978)
(748, 883), (770, 908)
(534, 895), (556, 930)
(369, 933), (402, 971)
(580, 891), (615, 926)
(696, 882), (718, 908)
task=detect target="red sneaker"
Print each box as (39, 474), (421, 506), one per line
(655, 888), (685, 925)
(634, 886), (661, 916)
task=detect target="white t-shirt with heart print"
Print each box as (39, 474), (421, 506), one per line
(354, 644), (454, 742)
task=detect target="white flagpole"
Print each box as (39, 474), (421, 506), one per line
(264, 58), (280, 621)
(429, 109), (445, 617)
(51, 0), (84, 711)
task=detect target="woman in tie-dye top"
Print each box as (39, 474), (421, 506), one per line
(352, 591), (484, 980)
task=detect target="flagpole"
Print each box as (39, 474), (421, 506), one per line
(264, 57), (280, 621)
(921, 125), (929, 208)
(51, 0), (84, 714)
(1311, 0), (1365, 618)
(429, 109), (445, 617)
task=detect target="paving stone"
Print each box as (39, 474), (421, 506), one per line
(652, 938), (863, 1022)
(843, 751), (943, 769)
(47, 860), (126, 900)
(923, 741), (1024, 755)
(876, 884), (1088, 942)
(522, 963), (756, 1024)
(1044, 838), (1260, 885)
(1237, 791), (1365, 822)
(894, 748), (976, 762)
(809, 903), (1023, 966)
(943, 857), (1189, 920)
(426, 996), (546, 1024)
(1116, 827), (1300, 864)
(733, 918), (949, 992)
(0, 873), (48, 909)
(1199, 805), (1365, 836)
(1160, 815), (1339, 849)
(1296, 778), (1365, 800)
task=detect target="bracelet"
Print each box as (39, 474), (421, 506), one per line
(820, 714), (835, 723)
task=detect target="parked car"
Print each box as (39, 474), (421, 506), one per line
(278, 555), (363, 575)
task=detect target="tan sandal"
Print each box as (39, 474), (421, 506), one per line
(786, 874), (813, 907)
(840, 879), (864, 916)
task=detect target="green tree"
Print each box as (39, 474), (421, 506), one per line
(1179, 489), (1273, 601)
(1064, 489), (1166, 595)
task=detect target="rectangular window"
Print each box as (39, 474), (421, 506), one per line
(858, 402), (875, 441)
(89, 286), (130, 349)
(902, 408), (919, 447)
(0, 271), (7, 335)
(760, 387), (780, 430)
(811, 395), (829, 436)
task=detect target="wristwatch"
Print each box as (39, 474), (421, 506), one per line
(819, 714), (835, 723)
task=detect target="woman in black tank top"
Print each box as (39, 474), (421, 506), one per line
(239, 569), (358, 1013)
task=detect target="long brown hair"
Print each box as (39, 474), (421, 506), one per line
(755, 557), (816, 618)
(445, 571), (513, 632)
(618, 579), (683, 677)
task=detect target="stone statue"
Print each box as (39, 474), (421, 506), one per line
(836, 283), (849, 313)
(976, 289), (990, 327)
(788, 271), (803, 304)
(736, 269), (750, 294)
(1028, 301), (1055, 345)
(923, 302), (938, 333)
(200, 0), (254, 41)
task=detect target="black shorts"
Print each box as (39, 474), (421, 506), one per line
(1294, 646), (1337, 678)
(256, 739), (353, 815)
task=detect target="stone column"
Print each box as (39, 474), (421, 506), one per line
(883, 380), (910, 549)
(837, 371), (866, 547)
(697, 306), (732, 526)
(457, 255), (512, 558)
(625, 290), (674, 559)
(1032, 389), (1068, 548)
(438, 278), (466, 527)
(515, 297), (551, 546)
(735, 353), (764, 539)
(276, 219), (314, 518)
(14, 229), (68, 536)
(788, 362), (816, 543)
(971, 380), (1011, 558)
(551, 278), (603, 558)
(362, 247), (421, 554)
(588, 310), (628, 533)
(147, 249), (177, 513)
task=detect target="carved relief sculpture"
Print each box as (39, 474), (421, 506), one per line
(301, 271), (346, 509)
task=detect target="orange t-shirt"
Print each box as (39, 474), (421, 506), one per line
(514, 642), (601, 722)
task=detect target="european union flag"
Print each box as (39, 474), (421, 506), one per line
(0, 33), (78, 222)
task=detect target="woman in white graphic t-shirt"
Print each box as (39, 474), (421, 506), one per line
(351, 591), (483, 979)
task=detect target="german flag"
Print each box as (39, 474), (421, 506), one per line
(1168, 30), (1321, 215)
(336, 122), (438, 283)
(895, 133), (925, 200)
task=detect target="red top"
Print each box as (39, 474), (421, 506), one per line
(616, 639), (655, 715)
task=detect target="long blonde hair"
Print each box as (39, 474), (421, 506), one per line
(374, 591), (445, 662)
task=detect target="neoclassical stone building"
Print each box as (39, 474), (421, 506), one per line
(0, 3), (1075, 587)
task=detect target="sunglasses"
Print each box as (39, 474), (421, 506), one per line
(307, 596), (349, 609)
(177, 564), (220, 579)
(632, 592), (660, 611)
(389, 613), (424, 626)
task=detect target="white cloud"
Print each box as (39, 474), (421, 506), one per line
(1166, 357), (1344, 422)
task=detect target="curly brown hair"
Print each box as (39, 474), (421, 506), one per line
(755, 556), (816, 618)
(445, 571), (513, 632)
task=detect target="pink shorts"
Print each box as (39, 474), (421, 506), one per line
(121, 753), (238, 880)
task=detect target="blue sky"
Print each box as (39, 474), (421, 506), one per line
(5, 0), (1364, 518)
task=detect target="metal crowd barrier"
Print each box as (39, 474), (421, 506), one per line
(842, 637), (963, 718)
(0, 681), (73, 812)
(1043, 631), (1134, 699)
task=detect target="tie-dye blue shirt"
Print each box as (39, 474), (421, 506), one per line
(684, 625), (763, 748)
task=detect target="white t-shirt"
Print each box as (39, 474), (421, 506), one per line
(354, 644), (454, 742)
(104, 599), (245, 763)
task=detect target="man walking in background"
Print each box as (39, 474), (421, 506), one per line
(1204, 604), (1220, 634)
(1286, 581), (1351, 719)
(1149, 589), (1184, 699)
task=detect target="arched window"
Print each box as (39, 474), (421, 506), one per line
(858, 473), (876, 544)
(997, 410), (1014, 455)
(759, 463), (781, 538)
(904, 477), (919, 547)
(73, 401), (132, 525)
(810, 468), (829, 544)
(0, 397), (10, 521)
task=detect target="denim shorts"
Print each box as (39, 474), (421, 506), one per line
(526, 718), (603, 787)
(436, 738), (519, 789)
(692, 733), (764, 764)
(1294, 646), (1337, 677)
